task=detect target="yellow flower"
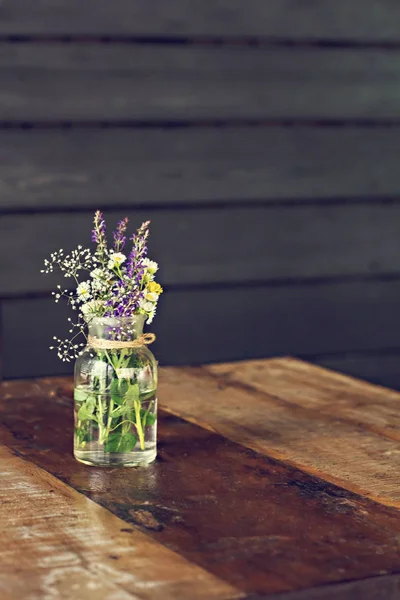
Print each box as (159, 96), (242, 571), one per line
(145, 292), (158, 302)
(147, 281), (163, 295)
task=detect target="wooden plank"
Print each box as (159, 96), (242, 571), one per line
(0, 444), (239, 600)
(3, 203), (400, 296)
(1, 0), (400, 41)
(258, 575), (400, 600)
(157, 365), (400, 506)
(206, 358), (400, 443)
(4, 44), (400, 121)
(2, 379), (400, 596)
(315, 353), (400, 391)
(4, 279), (400, 379)
(2, 127), (400, 211)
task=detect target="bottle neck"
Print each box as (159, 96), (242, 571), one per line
(87, 315), (145, 342)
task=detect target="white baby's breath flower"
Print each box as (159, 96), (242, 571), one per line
(90, 268), (104, 279)
(76, 280), (91, 302)
(91, 280), (103, 293)
(107, 252), (126, 270)
(90, 269), (110, 292)
(81, 299), (104, 317)
(143, 258), (158, 275)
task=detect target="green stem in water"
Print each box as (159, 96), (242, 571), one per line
(142, 400), (152, 429)
(104, 349), (115, 370)
(93, 350), (148, 452)
(134, 399), (146, 450)
(108, 419), (137, 433)
(106, 397), (114, 438)
(102, 350), (120, 441)
(97, 393), (106, 444)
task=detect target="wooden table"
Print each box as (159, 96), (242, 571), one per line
(1, 358), (400, 600)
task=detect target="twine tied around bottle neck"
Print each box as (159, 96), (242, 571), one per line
(88, 332), (156, 350)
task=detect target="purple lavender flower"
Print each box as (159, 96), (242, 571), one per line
(92, 210), (106, 244)
(92, 216), (153, 318)
(126, 221), (150, 283)
(113, 217), (129, 252)
(92, 210), (107, 264)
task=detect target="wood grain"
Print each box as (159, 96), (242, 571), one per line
(0, 0), (400, 41)
(3, 44), (400, 121)
(1, 376), (400, 596)
(155, 366), (400, 506)
(3, 203), (400, 295)
(206, 357), (400, 442)
(2, 127), (400, 210)
(5, 279), (400, 378)
(257, 575), (400, 600)
(0, 445), (239, 600)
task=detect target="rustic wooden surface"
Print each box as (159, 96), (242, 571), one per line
(1, 358), (400, 599)
(0, 446), (238, 600)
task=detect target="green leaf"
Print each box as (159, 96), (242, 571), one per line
(110, 378), (119, 395)
(118, 379), (129, 396)
(119, 432), (138, 452)
(124, 383), (140, 407)
(104, 432), (121, 452)
(140, 408), (157, 426)
(110, 378), (129, 404)
(77, 405), (89, 421)
(104, 431), (137, 453)
(75, 427), (94, 445)
(127, 353), (145, 370)
(111, 405), (125, 418)
(144, 412), (157, 426)
(111, 404), (133, 419)
(140, 389), (157, 402)
(74, 388), (91, 403)
(77, 395), (96, 422)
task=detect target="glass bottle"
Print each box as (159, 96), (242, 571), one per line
(74, 315), (157, 467)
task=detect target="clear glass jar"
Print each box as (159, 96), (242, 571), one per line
(74, 315), (157, 467)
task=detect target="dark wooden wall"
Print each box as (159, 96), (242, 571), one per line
(2, 1), (400, 388)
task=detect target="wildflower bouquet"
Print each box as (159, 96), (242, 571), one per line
(42, 211), (162, 467)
